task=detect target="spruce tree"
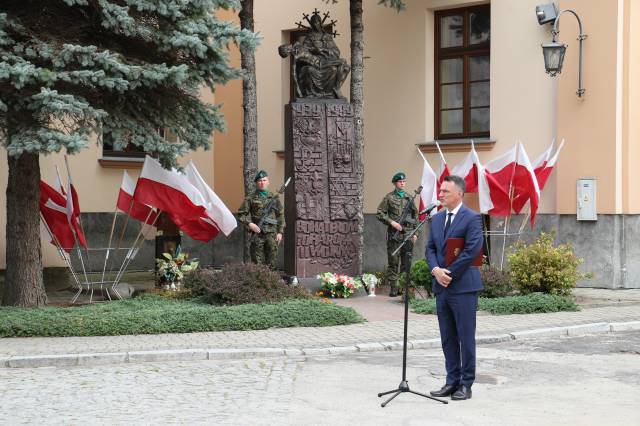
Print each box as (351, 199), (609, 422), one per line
(0, 0), (255, 306)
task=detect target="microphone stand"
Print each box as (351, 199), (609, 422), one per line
(378, 212), (448, 407)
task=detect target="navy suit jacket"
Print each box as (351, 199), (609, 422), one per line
(426, 204), (484, 295)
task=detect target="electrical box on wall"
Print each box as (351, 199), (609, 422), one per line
(577, 178), (597, 221)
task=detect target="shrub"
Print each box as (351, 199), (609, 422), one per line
(508, 232), (591, 296)
(480, 264), (516, 298)
(184, 263), (309, 306)
(396, 259), (433, 299)
(479, 293), (580, 315)
(410, 293), (579, 316)
(0, 297), (362, 337)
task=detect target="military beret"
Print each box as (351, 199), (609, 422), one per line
(254, 170), (268, 182)
(391, 172), (406, 183)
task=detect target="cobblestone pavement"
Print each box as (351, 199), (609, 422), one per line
(2, 304), (640, 359)
(1, 332), (638, 425)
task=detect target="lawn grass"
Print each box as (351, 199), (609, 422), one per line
(410, 293), (580, 315)
(0, 295), (364, 338)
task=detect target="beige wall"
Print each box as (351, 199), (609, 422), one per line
(556, 0), (620, 214)
(623, 0), (640, 213)
(212, 9), (244, 211)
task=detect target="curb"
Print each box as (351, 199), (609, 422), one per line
(3, 320), (640, 369)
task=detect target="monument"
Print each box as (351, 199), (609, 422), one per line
(280, 10), (362, 277)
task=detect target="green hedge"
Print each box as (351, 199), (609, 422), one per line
(0, 296), (363, 338)
(410, 293), (580, 315)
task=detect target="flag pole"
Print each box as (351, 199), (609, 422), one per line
(64, 156), (91, 263)
(101, 209), (119, 286)
(112, 209), (160, 293)
(434, 140), (447, 174)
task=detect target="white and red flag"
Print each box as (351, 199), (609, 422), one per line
(418, 149), (438, 221)
(511, 143), (540, 225)
(478, 145), (515, 217)
(62, 158), (87, 248)
(134, 155), (208, 221)
(117, 170), (159, 240)
(184, 161), (237, 237)
(434, 141), (451, 189)
(534, 138), (564, 191)
(451, 143), (480, 193)
(40, 180), (76, 252)
(133, 156), (232, 242)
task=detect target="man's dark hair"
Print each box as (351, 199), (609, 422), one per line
(444, 175), (466, 193)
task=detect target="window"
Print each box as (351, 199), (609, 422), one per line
(435, 5), (490, 139)
(102, 128), (178, 159)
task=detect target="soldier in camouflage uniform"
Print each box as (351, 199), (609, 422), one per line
(376, 172), (419, 297)
(237, 170), (285, 268)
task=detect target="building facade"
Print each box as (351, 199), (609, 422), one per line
(1, 0), (639, 288)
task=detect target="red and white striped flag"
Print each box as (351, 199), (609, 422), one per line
(451, 143), (480, 193)
(40, 180), (76, 252)
(133, 156), (229, 242)
(63, 158), (87, 248)
(184, 161), (237, 237)
(117, 170), (158, 240)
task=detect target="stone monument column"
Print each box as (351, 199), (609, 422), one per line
(284, 100), (361, 277)
(280, 10), (361, 277)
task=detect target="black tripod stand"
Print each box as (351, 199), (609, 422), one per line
(378, 214), (448, 407)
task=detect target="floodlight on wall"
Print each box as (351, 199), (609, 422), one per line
(536, 4), (587, 97)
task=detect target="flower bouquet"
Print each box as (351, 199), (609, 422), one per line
(317, 272), (362, 298)
(156, 247), (199, 290)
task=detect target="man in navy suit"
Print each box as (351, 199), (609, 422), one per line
(426, 175), (483, 401)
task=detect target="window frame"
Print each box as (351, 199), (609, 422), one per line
(434, 5), (490, 140)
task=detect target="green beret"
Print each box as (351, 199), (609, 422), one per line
(254, 170), (268, 182)
(391, 172), (406, 183)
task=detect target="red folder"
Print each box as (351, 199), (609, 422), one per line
(445, 238), (483, 267)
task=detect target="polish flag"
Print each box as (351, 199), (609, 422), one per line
(535, 139), (564, 191)
(418, 150), (438, 221)
(479, 145), (516, 216)
(511, 143), (540, 225)
(133, 156), (225, 242)
(134, 156), (209, 222)
(451, 143), (479, 193)
(40, 180), (76, 252)
(184, 161), (237, 237)
(117, 171), (158, 224)
(511, 139), (563, 213)
(63, 159), (87, 248)
(434, 141), (451, 196)
(117, 171), (158, 240)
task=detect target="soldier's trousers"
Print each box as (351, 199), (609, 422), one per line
(251, 233), (278, 269)
(385, 236), (413, 293)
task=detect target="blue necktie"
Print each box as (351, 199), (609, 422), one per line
(444, 212), (453, 237)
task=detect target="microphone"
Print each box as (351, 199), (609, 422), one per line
(419, 201), (440, 216)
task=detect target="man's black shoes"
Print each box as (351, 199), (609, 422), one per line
(429, 384), (458, 397)
(451, 385), (472, 400)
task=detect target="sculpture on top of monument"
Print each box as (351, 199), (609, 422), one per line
(278, 9), (351, 100)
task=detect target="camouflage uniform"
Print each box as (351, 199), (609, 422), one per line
(376, 190), (418, 295)
(237, 191), (285, 268)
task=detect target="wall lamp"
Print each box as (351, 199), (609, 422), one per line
(536, 3), (587, 97)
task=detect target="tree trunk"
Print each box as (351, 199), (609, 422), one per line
(350, 0), (365, 275)
(239, 0), (258, 263)
(3, 151), (47, 307)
